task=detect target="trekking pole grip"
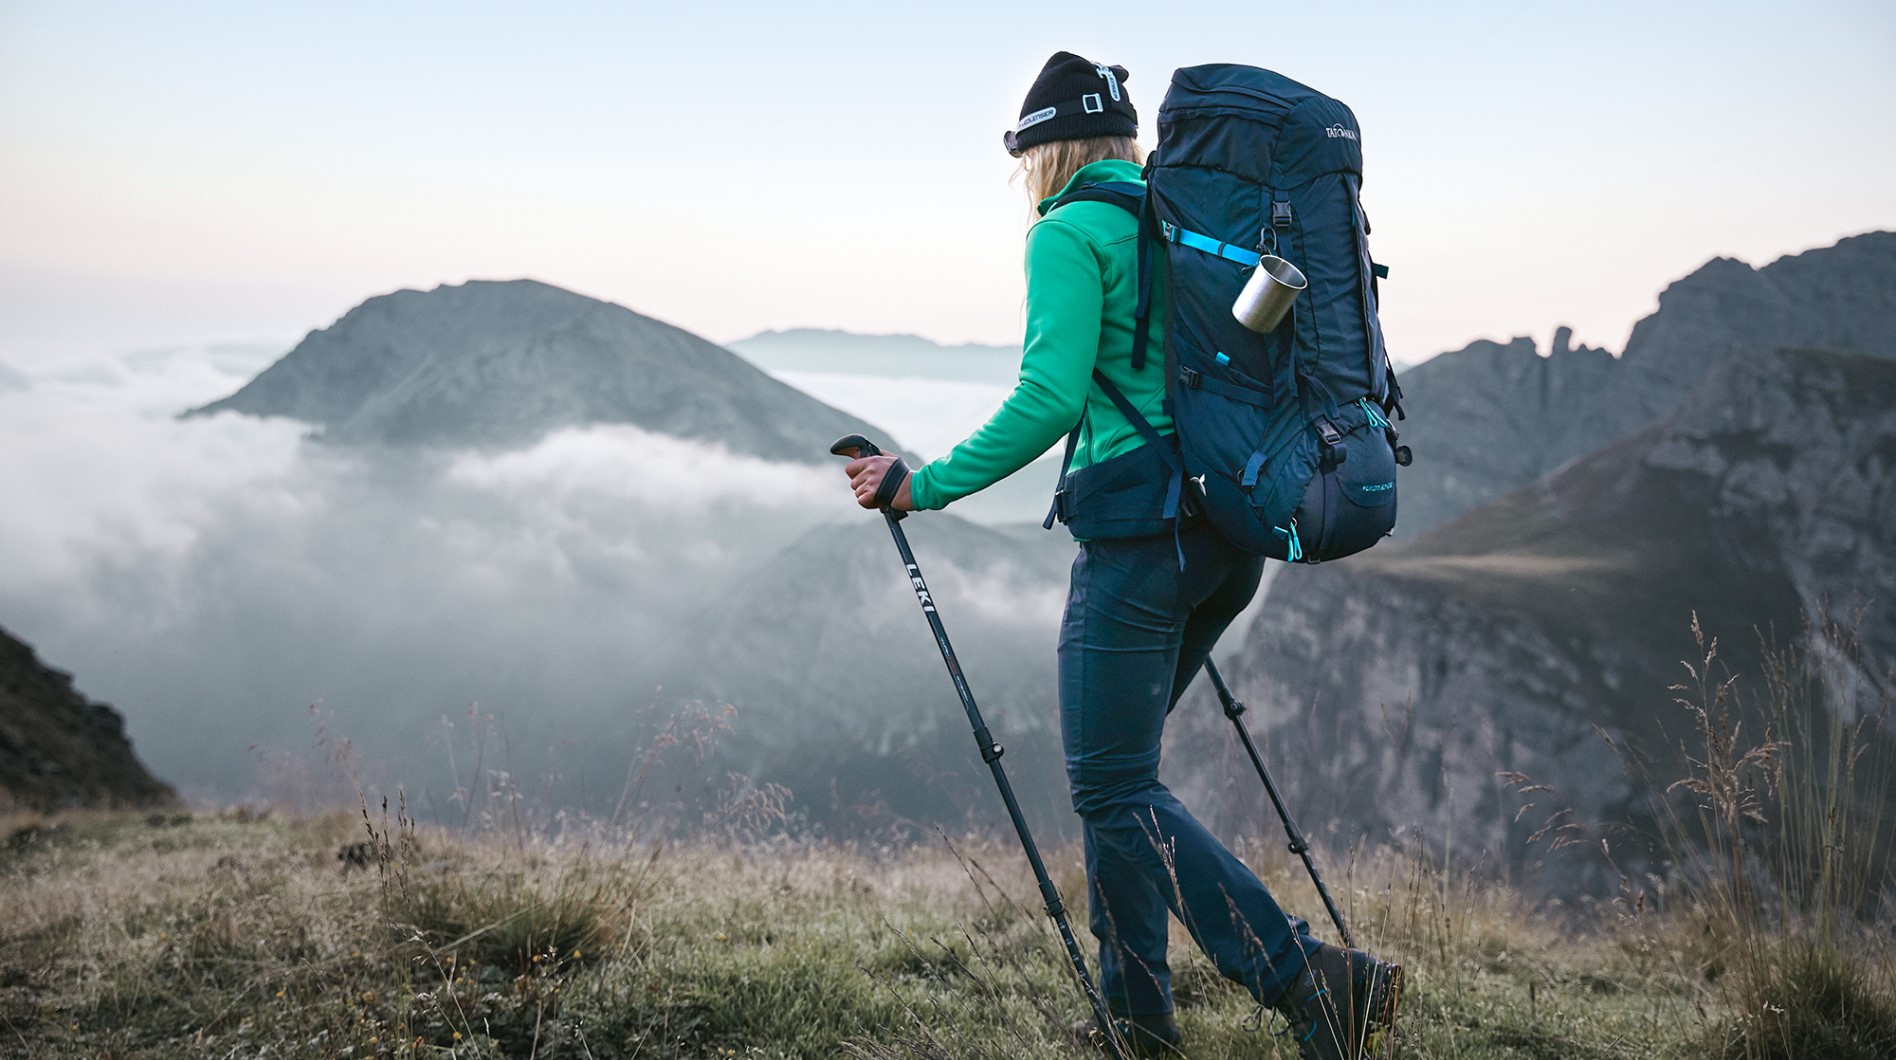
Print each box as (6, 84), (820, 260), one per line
(829, 434), (883, 460)
(831, 435), (910, 517)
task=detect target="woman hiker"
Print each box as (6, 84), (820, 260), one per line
(841, 51), (1401, 1059)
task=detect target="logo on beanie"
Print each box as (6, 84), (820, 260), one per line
(1094, 63), (1122, 102)
(1014, 106), (1057, 133)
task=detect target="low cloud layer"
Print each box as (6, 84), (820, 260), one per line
(447, 425), (843, 513)
(0, 343), (865, 810)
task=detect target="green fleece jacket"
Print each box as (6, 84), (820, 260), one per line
(908, 159), (1170, 511)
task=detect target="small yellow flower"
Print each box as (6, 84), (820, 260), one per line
(275, 989), (286, 999)
(713, 932), (728, 942)
(452, 1031), (463, 1040)
(532, 954), (543, 963)
(571, 949), (582, 959)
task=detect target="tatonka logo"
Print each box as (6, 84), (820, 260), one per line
(1360, 481), (1394, 492)
(1325, 124), (1359, 141)
(906, 563), (936, 613)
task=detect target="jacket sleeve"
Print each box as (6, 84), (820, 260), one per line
(909, 219), (1102, 510)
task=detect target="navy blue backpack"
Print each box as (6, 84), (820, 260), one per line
(1046, 64), (1410, 563)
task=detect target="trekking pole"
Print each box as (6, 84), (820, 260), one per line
(1201, 658), (1355, 948)
(831, 435), (1124, 1059)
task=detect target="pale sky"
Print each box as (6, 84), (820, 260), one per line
(1, 0), (1892, 367)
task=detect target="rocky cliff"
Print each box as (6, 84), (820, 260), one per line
(0, 626), (176, 812)
(1394, 231), (1896, 534)
(187, 279), (885, 461)
(1187, 347), (1896, 893)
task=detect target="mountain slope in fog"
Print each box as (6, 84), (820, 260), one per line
(660, 514), (1078, 834)
(1190, 346), (1896, 895)
(1394, 231), (1896, 534)
(728, 328), (1023, 385)
(186, 279), (885, 461)
(0, 624), (175, 812)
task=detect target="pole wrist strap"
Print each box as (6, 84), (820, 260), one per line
(875, 459), (911, 510)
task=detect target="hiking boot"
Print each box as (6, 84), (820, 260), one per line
(1070, 1009), (1184, 1057)
(1274, 942), (1402, 1060)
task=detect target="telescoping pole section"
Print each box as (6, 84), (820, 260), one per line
(1200, 657), (1354, 948)
(830, 435), (1123, 1059)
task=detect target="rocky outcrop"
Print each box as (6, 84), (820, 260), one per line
(1392, 231), (1896, 535)
(186, 279), (885, 461)
(0, 626), (176, 812)
(1391, 333), (1618, 533)
(1188, 347), (1896, 894)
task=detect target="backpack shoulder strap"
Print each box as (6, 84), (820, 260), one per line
(1047, 180), (1158, 372)
(1046, 180), (1145, 217)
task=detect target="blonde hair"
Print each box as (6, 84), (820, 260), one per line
(1017, 135), (1145, 219)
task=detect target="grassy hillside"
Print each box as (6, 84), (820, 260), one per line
(0, 811), (1658, 1059)
(0, 796), (1885, 1059)
(4, 628), (1891, 1058)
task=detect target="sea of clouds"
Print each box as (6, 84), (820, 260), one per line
(0, 343), (863, 808)
(0, 342), (1076, 829)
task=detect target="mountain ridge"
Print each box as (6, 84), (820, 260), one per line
(186, 279), (887, 462)
(728, 328), (1023, 386)
(1392, 230), (1896, 534)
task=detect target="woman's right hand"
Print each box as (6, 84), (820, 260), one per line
(843, 454), (916, 511)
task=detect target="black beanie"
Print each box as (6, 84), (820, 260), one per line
(1003, 51), (1138, 156)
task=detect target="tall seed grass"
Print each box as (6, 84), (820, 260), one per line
(1661, 614), (1896, 1059)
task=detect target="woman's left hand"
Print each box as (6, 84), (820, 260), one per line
(843, 454), (916, 512)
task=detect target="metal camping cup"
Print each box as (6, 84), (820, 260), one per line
(1231, 255), (1308, 333)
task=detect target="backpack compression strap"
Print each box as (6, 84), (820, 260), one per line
(1160, 221), (1263, 267)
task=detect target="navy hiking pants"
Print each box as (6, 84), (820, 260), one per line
(1058, 520), (1316, 1017)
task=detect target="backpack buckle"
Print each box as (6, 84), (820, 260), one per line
(1044, 487), (1071, 529)
(1178, 367), (1202, 389)
(1317, 418), (1342, 446)
(1272, 200), (1293, 228)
